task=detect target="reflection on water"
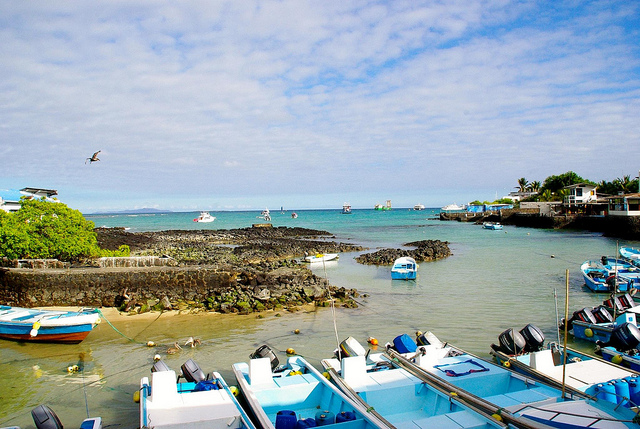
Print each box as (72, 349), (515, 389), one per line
(2, 215), (639, 427)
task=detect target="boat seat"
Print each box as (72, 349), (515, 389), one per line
(415, 346), (452, 368)
(342, 356), (368, 390)
(150, 370), (179, 405)
(249, 357), (275, 386)
(529, 350), (557, 373)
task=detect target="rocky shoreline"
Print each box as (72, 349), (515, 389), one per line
(0, 226), (452, 315)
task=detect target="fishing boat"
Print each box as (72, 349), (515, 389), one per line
(321, 337), (513, 429)
(581, 260), (637, 292)
(28, 404), (102, 429)
(413, 203), (425, 211)
(489, 324), (640, 407)
(374, 200), (391, 211)
(560, 304), (640, 345)
(140, 358), (255, 429)
(193, 211), (215, 223)
(621, 247), (640, 266)
(231, 346), (387, 429)
(383, 332), (640, 428)
(390, 256), (418, 280)
(482, 222), (503, 230)
(600, 256), (640, 275)
(0, 306), (101, 343)
(304, 253), (339, 263)
(341, 202), (352, 214)
(257, 208), (271, 221)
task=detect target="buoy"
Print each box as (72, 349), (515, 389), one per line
(294, 329), (300, 334)
(584, 328), (594, 337)
(67, 366), (75, 373)
(230, 386), (239, 397)
(450, 392), (457, 396)
(367, 337), (379, 345)
(503, 361), (511, 368)
(95, 318), (101, 324)
(322, 371), (331, 380)
(286, 347), (295, 355)
(133, 390), (140, 403)
(416, 330), (423, 337)
(153, 354), (162, 362)
(550, 255), (555, 258)
(612, 354), (623, 364)
(30, 321), (41, 337)
(147, 341), (156, 347)
(491, 413), (503, 422)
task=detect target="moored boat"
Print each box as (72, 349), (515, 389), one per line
(621, 247), (640, 266)
(27, 404), (102, 429)
(489, 324), (640, 407)
(560, 304), (640, 345)
(482, 222), (503, 230)
(384, 332), (640, 428)
(232, 346), (387, 429)
(193, 211), (216, 222)
(581, 259), (640, 293)
(140, 358), (255, 429)
(441, 203), (466, 211)
(0, 306), (101, 344)
(304, 253), (339, 263)
(413, 203), (425, 211)
(390, 256), (418, 280)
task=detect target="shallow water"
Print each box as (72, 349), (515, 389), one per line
(1, 209), (639, 428)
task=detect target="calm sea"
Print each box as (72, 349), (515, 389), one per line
(2, 208), (639, 428)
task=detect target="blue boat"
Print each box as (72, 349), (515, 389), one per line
(581, 261), (637, 292)
(562, 305), (640, 346)
(391, 256), (418, 280)
(0, 305), (101, 344)
(140, 358), (255, 429)
(620, 247), (640, 267)
(232, 346), (387, 429)
(489, 325), (640, 408)
(382, 332), (640, 428)
(322, 337), (512, 428)
(482, 222), (503, 230)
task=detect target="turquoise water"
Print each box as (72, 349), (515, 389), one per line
(2, 208), (639, 428)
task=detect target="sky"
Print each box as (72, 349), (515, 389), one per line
(1, 1), (639, 213)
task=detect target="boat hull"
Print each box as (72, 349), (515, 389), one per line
(0, 327), (94, 343)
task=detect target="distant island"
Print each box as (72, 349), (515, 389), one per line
(88, 208), (174, 215)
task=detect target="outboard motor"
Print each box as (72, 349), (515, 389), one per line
(497, 328), (526, 355)
(181, 358), (206, 383)
(337, 336), (367, 359)
(31, 405), (63, 429)
(600, 323), (640, 352)
(250, 345), (279, 371)
(592, 306), (614, 324)
(519, 324), (545, 352)
(601, 256), (609, 266)
(562, 307), (597, 330)
(151, 360), (171, 373)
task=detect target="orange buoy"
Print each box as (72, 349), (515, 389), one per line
(367, 337), (379, 346)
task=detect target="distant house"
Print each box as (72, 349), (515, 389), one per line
(507, 191), (537, 202)
(564, 183), (597, 205)
(607, 193), (640, 217)
(0, 187), (59, 213)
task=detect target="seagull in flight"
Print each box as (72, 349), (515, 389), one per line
(85, 150), (101, 164)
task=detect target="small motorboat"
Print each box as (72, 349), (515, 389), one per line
(341, 202), (352, 214)
(581, 260), (637, 292)
(0, 306), (101, 344)
(621, 246), (640, 266)
(413, 204), (425, 211)
(232, 346), (386, 429)
(304, 253), (339, 263)
(489, 324), (639, 407)
(560, 304), (640, 345)
(140, 358), (255, 429)
(193, 211), (215, 223)
(391, 256), (417, 280)
(482, 222), (503, 230)
(29, 404), (102, 429)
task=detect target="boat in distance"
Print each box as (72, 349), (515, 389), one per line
(390, 256), (418, 280)
(0, 306), (101, 344)
(232, 347), (387, 429)
(341, 202), (352, 214)
(304, 253), (339, 263)
(482, 222), (503, 230)
(140, 358), (255, 429)
(193, 211), (215, 222)
(413, 203), (425, 210)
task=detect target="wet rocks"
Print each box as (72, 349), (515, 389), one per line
(355, 239), (451, 265)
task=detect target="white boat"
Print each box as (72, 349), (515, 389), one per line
(390, 256), (418, 280)
(140, 358), (255, 429)
(29, 404), (102, 429)
(441, 203), (466, 211)
(193, 211), (215, 223)
(341, 202), (352, 214)
(257, 208), (271, 221)
(232, 348), (387, 429)
(621, 246), (640, 265)
(483, 222), (503, 230)
(413, 204), (425, 210)
(304, 253), (339, 263)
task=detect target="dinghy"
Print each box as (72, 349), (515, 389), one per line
(139, 358), (255, 429)
(0, 306), (101, 343)
(232, 346), (386, 429)
(304, 253), (339, 263)
(390, 256), (418, 280)
(489, 324), (640, 407)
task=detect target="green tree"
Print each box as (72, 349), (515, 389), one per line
(0, 198), (100, 261)
(540, 171), (593, 195)
(528, 181), (541, 192)
(516, 177), (529, 192)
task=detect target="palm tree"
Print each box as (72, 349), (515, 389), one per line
(516, 178), (529, 192)
(528, 181), (541, 192)
(615, 175), (633, 193)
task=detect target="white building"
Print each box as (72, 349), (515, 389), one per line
(564, 183), (597, 205)
(607, 193), (640, 217)
(0, 187), (59, 213)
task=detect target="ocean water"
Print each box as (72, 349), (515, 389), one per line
(2, 208), (639, 428)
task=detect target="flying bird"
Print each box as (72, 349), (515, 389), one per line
(85, 150), (101, 164)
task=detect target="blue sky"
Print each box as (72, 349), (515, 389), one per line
(1, 1), (639, 213)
